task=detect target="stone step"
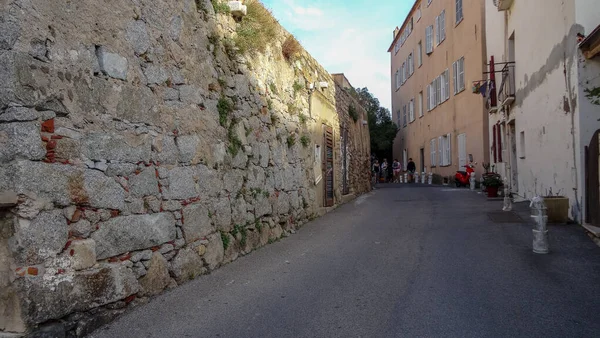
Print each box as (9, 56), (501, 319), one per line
(582, 224), (600, 247)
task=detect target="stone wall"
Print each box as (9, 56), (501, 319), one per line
(0, 0), (370, 335)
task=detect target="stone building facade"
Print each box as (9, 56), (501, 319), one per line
(388, 0), (490, 178)
(0, 0), (370, 335)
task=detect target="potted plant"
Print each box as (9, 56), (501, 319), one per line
(483, 174), (503, 197)
(543, 189), (569, 223)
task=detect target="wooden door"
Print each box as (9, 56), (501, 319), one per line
(324, 126), (334, 207)
(586, 130), (600, 225)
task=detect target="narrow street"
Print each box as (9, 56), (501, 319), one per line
(91, 185), (600, 338)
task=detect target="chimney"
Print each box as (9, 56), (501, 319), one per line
(393, 26), (400, 39)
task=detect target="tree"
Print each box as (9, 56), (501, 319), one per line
(355, 88), (398, 160)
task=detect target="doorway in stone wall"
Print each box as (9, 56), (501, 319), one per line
(585, 130), (599, 226)
(323, 125), (334, 207)
(420, 148), (425, 172)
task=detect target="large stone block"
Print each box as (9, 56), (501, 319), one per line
(0, 122), (46, 162)
(0, 106), (38, 122)
(11, 210), (68, 265)
(275, 192), (291, 215)
(96, 47), (128, 80)
(152, 136), (178, 165)
(181, 203), (213, 243)
(197, 165), (222, 198)
(14, 263), (139, 327)
(246, 165), (266, 190)
(125, 20), (151, 55)
(169, 248), (205, 284)
(116, 85), (159, 125)
(143, 64), (169, 85)
(230, 197), (247, 225)
(91, 213), (176, 260)
(83, 170), (125, 210)
(223, 170), (244, 195)
(0, 12), (20, 50)
(68, 239), (97, 271)
(254, 195), (272, 218)
(129, 167), (159, 197)
(179, 85), (206, 105)
(138, 252), (170, 296)
(161, 167), (198, 200)
(203, 233), (223, 270)
(213, 197), (232, 232)
(82, 133), (152, 163)
(177, 135), (200, 163)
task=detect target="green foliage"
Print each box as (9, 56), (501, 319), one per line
(270, 113), (279, 125)
(218, 78), (226, 88)
(211, 0), (230, 14)
(269, 82), (278, 95)
(348, 104), (359, 122)
(292, 81), (304, 95)
(223, 38), (238, 58)
(287, 103), (297, 115)
(282, 35), (302, 61)
(227, 122), (243, 157)
(208, 32), (219, 46)
(217, 97), (233, 127)
(286, 135), (296, 148)
(231, 224), (247, 248)
(585, 87), (600, 105)
(302, 197), (309, 208)
(195, 0), (206, 12)
(267, 99), (273, 111)
(300, 135), (310, 148)
(233, 0), (279, 55)
(299, 113), (308, 125)
(220, 231), (230, 250)
(355, 87), (398, 159)
(255, 219), (263, 233)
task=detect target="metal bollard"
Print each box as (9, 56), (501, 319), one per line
(421, 172), (426, 184)
(404, 173), (408, 183)
(399, 175), (403, 183)
(428, 172), (433, 185)
(502, 177), (512, 211)
(414, 172), (419, 184)
(530, 196), (549, 254)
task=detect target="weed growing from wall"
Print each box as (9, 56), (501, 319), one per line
(348, 104), (359, 122)
(221, 231), (230, 250)
(282, 35), (302, 61)
(233, 0), (278, 55)
(227, 121), (243, 156)
(585, 87), (600, 105)
(298, 113), (307, 125)
(300, 135), (310, 148)
(217, 97), (233, 127)
(292, 81), (304, 96)
(211, 0), (230, 14)
(287, 135), (296, 148)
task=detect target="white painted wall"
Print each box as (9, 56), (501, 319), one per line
(486, 0), (584, 219)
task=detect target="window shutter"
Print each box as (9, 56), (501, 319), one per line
(497, 123), (503, 162)
(459, 58), (465, 91)
(438, 136), (443, 166)
(441, 10), (446, 42)
(435, 16), (440, 45)
(446, 133), (451, 165)
(431, 139), (436, 166)
(492, 125), (497, 163)
(444, 70), (450, 100)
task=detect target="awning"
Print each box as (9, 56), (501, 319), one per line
(580, 24), (600, 59)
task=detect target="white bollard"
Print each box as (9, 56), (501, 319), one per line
(421, 172), (426, 184)
(502, 177), (512, 211)
(530, 196), (549, 254)
(404, 173), (408, 183)
(469, 173), (476, 191)
(428, 172), (433, 185)
(399, 175), (403, 183)
(414, 172), (419, 184)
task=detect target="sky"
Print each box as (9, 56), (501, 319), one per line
(261, 0), (413, 112)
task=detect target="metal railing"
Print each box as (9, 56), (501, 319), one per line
(498, 62), (515, 106)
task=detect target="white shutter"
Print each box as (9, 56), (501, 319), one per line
(440, 10), (446, 42)
(438, 136), (443, 166)
(458, 133), (466, 169)
(459, 57), (465, 91)
(435, 16), (440, 45)
(444, 70), (450, 100)
(419, 92), (423, 117)
(436, 76), (441, 105)
(453, 61), (458, 94)
(430, 139), (436, 166)
(446, 133), (452, 165)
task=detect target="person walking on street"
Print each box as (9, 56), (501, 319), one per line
(407, 158), (416, 183)
(372, 160), (380, 185)
(392, 159), (401, 183)
(381, 159), (388, 183)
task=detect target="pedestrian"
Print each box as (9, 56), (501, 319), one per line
(407, 158), (416, 183)
(381, 159), (388, 183)
(372, 160), (380, 185)
(392, 159), (401, 183)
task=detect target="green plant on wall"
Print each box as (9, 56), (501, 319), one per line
(585, 87), (600, 105)
(220, 231), (230, 250)
(292, 81), (304, 96)
(269, 82), (278, 95)
(211, 0), (230, 14)
(287, 135), (296, 148)
(233, 1), (278, 55)
(218, 96), (233, 127)
(348, 104), (359, 122)
(299, 113), (308, 125)
(300, 135), (310, 148)
(227, 121), (243, 156)
(287, 103), (298, 115)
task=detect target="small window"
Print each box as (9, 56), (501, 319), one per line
(416, 5), (422, 21)
(417, 41), (423, 67)
(403, 105), (407, 127)
(519, 131), (525, 159)
(430, 139), (437, 167)
(409, 99), (415, 122)
(436, 10), (446, 46)
(456, 0), (463, 24)
(453, 57), (465, 94)
(428, 0), (433, 7)
(426, 25), (434, 54)
(418, 91), (424, 117)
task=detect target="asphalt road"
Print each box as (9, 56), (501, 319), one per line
(91, 185), (600, 338)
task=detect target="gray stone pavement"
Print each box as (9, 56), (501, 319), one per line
(90, 184), (600, 338)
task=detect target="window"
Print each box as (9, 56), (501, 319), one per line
(519, 131), (525, 158)
(440, 69), (449, 102)
(409, 99), (415, 122)
(435, 76), (442, 105)
(438, 136), (443, 166)
(457, 133), (467, 169)
(418, 92), (423, 117)
(428, 82), (436, 110)
(408, 52), (414, 76)
(416, 5), (422, 21)
(402, 62), (407, 84)
(403, 105), (407, 127)
(430, 139), (436, 167)
(396, 110), (401, 127)
(444, 133), (451, 166)
(428, 0), (433, 7)
(394, 41), (400, 54)
(456, 0), (463, 24)
(395, 69), (400, 90)
(436, 10), (446, 46)
(453, 57), (465, 94)
(417, 41), (423, 67)
(426, 85), (431, 111)
(426, 25), (433, 54)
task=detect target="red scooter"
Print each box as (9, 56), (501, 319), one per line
(455, 163), (476, 187)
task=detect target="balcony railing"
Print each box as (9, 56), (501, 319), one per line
(497, 62), (515, 106)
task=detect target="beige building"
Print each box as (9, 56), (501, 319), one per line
(388, 0), (489, 179)
(485, 0), (600, 224)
